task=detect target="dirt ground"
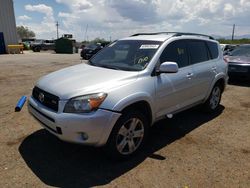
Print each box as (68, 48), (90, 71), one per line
(0, 52), (249, 188)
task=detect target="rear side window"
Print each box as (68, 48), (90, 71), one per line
(207, 41), (219, 59)
(160, 40), (189, 68)
(187, 40), (209, 64)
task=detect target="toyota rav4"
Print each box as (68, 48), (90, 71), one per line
(28, 32), (228, 159)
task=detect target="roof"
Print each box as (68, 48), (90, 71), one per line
(120, 32), (214, 42)
(121, 33), (175, 42)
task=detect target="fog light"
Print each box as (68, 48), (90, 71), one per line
(81, 132), (88, 141)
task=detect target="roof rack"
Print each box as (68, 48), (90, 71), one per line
(131, 32), (214, 40)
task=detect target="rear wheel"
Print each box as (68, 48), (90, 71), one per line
(35, 47), (41, 52)
(105, 111), (149, 159)
(203, 84), (222, 112)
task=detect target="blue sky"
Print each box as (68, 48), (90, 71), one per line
(13, 0), (250, 41)
(14, 0), (67, 23)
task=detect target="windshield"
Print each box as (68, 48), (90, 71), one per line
(89, 40), (162, 71)
(230, 46), (250, 57)
(34, 40), (43, 43)
(86, 44), (99, 50)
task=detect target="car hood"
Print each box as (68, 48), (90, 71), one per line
(226, 56), (250, 64)
(36, 63), (139, 99)
(84, 47), (96, 50)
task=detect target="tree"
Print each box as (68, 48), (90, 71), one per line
(218, 38), (250, 44)
(91, 37), (108, 44)
(16, 26), (35, 39)
(82, 38), (111, 45)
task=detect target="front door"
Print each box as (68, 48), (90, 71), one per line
(154, 40), (194, 118)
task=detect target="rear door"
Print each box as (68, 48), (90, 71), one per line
(187, 40), (217, 101)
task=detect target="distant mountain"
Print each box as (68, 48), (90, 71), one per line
(212, 34), (250, 39)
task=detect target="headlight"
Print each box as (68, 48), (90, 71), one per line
(64, 93), (107, 113)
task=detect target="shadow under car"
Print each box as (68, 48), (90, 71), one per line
(19, 105), (224, 187)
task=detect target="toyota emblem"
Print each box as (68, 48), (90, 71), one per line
(38, 92), (44, 103)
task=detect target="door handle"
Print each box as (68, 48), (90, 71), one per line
(186, 73), (193, 79)
(212, 66), (217, 70)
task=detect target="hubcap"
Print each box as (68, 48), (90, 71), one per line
(210, 86), (221, 109)
(116, 118), (144, 155)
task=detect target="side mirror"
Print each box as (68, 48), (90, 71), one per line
(157, 62), (179, 74)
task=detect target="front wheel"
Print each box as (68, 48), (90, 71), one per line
(105, 111), (149, 159)
(203, 84), (222, 112)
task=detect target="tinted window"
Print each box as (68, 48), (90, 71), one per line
(160, 40), (189, 68)
(86, 44), (98, 50)
(207, 41), (219, 59)
(187, 40), (209, 64)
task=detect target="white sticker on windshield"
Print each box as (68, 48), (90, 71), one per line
(140, 44), (159, 49)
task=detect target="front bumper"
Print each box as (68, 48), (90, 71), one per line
(228, 63), (250, 79)
(28, 96), (121, 146)
(81, 52), (93, 60)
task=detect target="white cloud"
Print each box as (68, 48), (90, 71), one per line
(58, 12), (80, 19)
(18, 15), (32, 21)
(25, 4), (53, 16)
(56, 0), (93, 12)
(224, 3), (235, 17)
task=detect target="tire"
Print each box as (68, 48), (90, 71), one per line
(32, 47), (40, 52)
(35, 47), (41, 52)
(203, 84), (222, 112)
(105, 111), (149, 160)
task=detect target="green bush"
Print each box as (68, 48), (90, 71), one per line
(218, 38), (250, 44)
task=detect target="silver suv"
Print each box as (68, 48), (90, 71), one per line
(28, 32), (228, 159)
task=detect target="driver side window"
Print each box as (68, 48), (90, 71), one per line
(160, 40), (189, 68)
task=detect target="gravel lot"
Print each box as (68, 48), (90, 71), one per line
(0, 52), (249, 187)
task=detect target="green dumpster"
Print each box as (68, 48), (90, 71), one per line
(55, 37), (73, 54)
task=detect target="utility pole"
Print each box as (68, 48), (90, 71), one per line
(84, 24), (88, 42)
(232, 24), (235, 41)
(56, 21), (59, 39)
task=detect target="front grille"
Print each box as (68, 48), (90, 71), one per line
(32, 87), (59, 112)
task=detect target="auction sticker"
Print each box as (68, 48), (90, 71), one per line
(140, 44), (159, 49)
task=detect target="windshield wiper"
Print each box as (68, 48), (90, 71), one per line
(98, 64), (122, 70)
(88, 62), (137, 71)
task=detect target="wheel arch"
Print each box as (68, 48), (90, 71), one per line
(205, 74), (227, 101)
(112, 93), (154, 125)
(121, 100), (153, 126)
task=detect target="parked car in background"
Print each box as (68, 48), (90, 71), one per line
(224, 44), (250, 80)
(30, 39), (55, 52)
(28, 32), (228, 159)
(80, 43), (103, 59)
(220, 44), (238, 55)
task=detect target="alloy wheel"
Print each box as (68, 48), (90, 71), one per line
(116, 118), (144, 155)
(209, 86), (221, 109)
